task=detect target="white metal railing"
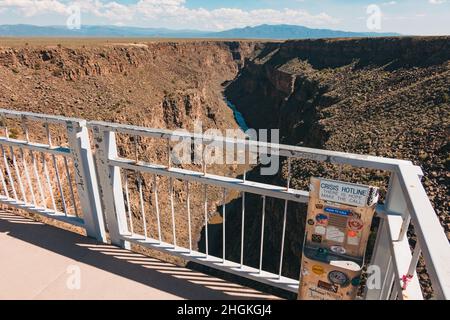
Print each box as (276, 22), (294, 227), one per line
(0, 109), (106, 241)
(0, 108), (448, 300)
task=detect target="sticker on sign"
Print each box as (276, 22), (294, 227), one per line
(318, 179), (378, 207)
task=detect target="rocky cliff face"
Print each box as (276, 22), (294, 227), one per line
(0, 41), (260, 129)
(225, 36), (449, 298)
(0, 40), (261, 264)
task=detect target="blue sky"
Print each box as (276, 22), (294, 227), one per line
(0, 0), (448, 35)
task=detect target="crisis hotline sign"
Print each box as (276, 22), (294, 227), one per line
(318, 179), (378, 207)
(298, 178), (379, 300)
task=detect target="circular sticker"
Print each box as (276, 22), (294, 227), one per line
(351, 276), (361, 287)
(315, 214), (328, 225)
(348, 230), (358, 238)
(302, 267), (310, 276)
(330, 245), (346, 255)
(316, 247), (328, 257)
(348, 218), (364, 231)
(312, 265), (325, 275)
(307, 219), (315, 226)
(328, 270), (350, 287)
(312, 234), (323, 243)
(315, 226), (326, 235)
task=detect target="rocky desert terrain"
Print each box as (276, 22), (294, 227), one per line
(0, 37), (448, 299)
(0, 39), (261, 263)
(225, 37), (449, 298)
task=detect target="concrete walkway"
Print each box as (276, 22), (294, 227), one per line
(0, 211), (277, 300)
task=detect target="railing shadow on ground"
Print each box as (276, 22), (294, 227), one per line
(0, 211), (278, 300)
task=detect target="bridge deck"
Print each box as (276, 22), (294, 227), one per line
(0, 211), (277, 300)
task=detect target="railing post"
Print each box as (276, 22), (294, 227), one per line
(396, 165), (450, 299)
(66, 120), (106, 242)
(367, 172), (407, 300)
(366, 172), (405, 300)
(365, 171), (423, 300)
(91, 126), (130, 249)
(365, 216), (395, 299)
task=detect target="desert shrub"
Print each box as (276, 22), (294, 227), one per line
(8, 128), (20, 139)
(442, 92), (449, 103)
(52, 69), (64, 77)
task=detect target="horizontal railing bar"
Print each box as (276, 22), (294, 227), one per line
(121, 233), (299, 293)
(375, 204), (404, 218)
(0, 137), (71, 156)
(0, 110), (413, 172)
(89, 120), (412, 172)
(109, 157), (310, 203)
(396, 165), (450, 300)
(0, 108), (86, 126)
(0, 196), (84, 227)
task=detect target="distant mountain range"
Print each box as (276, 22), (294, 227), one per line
(212, 24), (400, 39)
(0, 24), (400, 39)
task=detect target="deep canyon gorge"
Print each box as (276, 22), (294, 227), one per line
(0, 37), (448, 298)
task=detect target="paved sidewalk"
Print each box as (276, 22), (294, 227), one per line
(0, 211), (277, 300)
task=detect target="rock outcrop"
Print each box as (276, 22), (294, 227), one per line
(225, 36), (449, 298)
(0, 40), (260, 265)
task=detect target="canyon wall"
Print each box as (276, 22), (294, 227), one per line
(0, 40), (262, 264)
(224, 36), (449, 298)
(0, 41), (261, 129)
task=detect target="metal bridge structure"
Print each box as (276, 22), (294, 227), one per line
(0, 108), (448, 300)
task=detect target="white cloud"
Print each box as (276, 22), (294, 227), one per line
(137, 6), (338, 30)
(98, 1), (134, 21)
(0, 0), (67, 16)
(0, 0), (339, 30)
(428, 0), (447, 4)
